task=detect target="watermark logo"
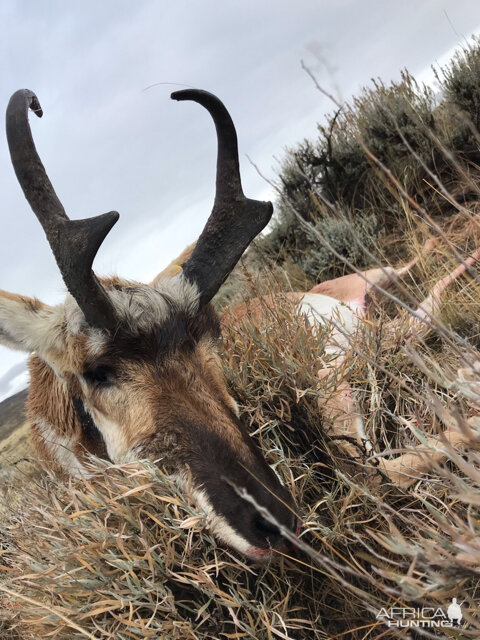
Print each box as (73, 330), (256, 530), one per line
(376, 599), (464, 629)
(447, 598), (463, 624)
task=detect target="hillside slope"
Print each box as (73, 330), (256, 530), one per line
(0, 388), (27, 441)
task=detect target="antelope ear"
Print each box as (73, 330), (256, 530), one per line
(0, 290), (65, 355)
(151, 242), (196, 286)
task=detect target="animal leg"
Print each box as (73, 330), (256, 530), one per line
(413, 247), (480, 325)
(317, 360), (371, 461)
(373, 423), (473, 489)
(309, 238), (437, 318)
(378, 246), (480, 485)
(318, 370), (473, 487)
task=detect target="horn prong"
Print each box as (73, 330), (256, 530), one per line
(6, 89), (119, 331)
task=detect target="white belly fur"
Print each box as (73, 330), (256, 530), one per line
(298, 293), (361, 355)
(298, 294), (368, 446)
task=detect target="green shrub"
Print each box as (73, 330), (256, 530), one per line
(441, 35), (480, 143)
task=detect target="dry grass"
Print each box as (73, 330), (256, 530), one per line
(2, 226), (480, 638)
(0, 461), (326, 639)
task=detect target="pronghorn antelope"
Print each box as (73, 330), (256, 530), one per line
(1, 88), (475, 559)
(3, 88), (297, 559)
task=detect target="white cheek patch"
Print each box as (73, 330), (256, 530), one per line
(172, 474), (254, 556)
(88, 408), (131, 463)
(76, 376), (141, 465)
(192, 488), (253, 556)
(35, 418), (87, 478)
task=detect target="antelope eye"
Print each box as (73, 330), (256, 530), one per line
(83, 365), (114, 388)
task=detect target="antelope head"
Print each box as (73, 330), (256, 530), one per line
(2, 89), (298, 558)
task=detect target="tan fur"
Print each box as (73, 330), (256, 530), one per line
(28, 355), (88, 472)
(309, 269), (386, 303)
(27, 328), (247, 472)
(44, 333), (89, 373)
(151, 242), (196, 285)
(0, 255), (238, 473)
(0, 289), (43, 309)
(101, 340), (250, 457)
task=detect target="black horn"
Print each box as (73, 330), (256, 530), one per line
(6, 89), (119, 331)
(171, 89), (273, 307)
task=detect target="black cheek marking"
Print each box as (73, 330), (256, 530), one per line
(180, 421), (297, 547)
(71, 395), (111, 462)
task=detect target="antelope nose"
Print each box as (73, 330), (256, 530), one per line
(254, 512), (300, 554)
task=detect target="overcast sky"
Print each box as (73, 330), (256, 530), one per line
(1, 0), (480, 401)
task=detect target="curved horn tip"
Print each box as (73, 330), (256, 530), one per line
(28, 93), (43, 118)
(10, 89), (43, 118)
(170, 90), (185, 102)
(170, 89), (216, 103)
